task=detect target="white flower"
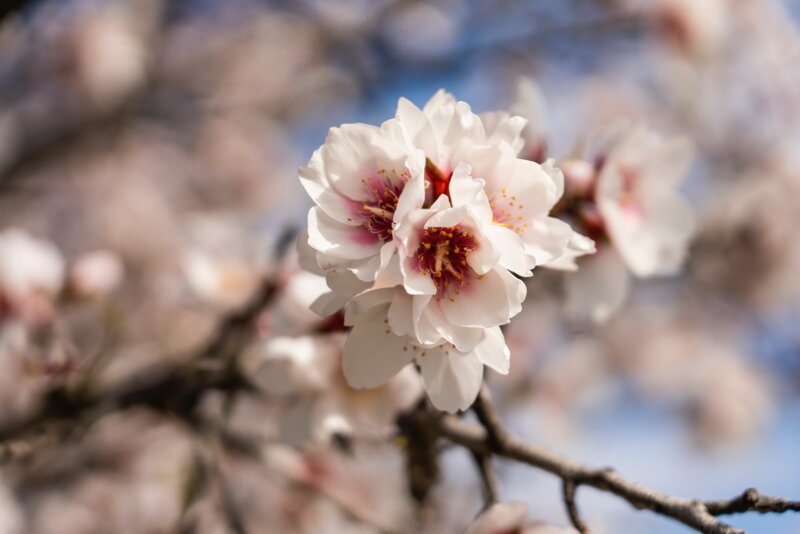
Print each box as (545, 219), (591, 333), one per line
(241, 333), (422, 443)
(69, 250), (124, 298)
(299, 90), (594, 411)
(564, 124), (695, 321)
(342, 166), (519, 412)
(595, 124), (695, 278)
(299, 118), (424, 289)
(0, 229), (64, 320)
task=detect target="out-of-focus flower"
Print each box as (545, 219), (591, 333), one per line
(595, 125), (694, 278)
(181, 216), (266, 310)
(242, 269), (423, 443)
(382, 2), (460, 61)
(242, 333), (422, 443)
(483, 77), (548, 162)
(641, 0), (731, 58)
(69, 250), (124, 298)
(71, 5), (149, 108)
(0, 228), (65, 322)
(562, 124), (695, 321)
(465, 501), (578, 534)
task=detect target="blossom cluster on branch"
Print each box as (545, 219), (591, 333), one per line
(298, 88), (694, 412)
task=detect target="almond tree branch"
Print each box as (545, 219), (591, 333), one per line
(470, 450), (499, 509)
(434, 405), (800, 534)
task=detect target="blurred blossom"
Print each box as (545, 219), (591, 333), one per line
(483, 77), (548, 163)
(68, 249), (124, 298)
(465, 501), (578, 534)
(560, 124), (695, 321)
(382, 2), (460, 61)
(70, 3), (150, 108)
(181, 215), (267, 310)
(0, 229), (64, 323)
(241, 270), (423, 444)
(629, 0), (730, 58)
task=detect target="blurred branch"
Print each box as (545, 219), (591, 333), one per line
(0, 226), (297, 444)
(433, 391), (800, 534)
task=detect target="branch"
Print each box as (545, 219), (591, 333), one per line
(437, 396), (799, 534)
(0, 271), (281, 445)
(470, 450), (499, 509)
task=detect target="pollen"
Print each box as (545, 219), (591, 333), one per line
(353, 172), (406, 241)
(414, 223), (478, 300)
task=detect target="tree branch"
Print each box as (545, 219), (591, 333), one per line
(436, 402), (799, 534)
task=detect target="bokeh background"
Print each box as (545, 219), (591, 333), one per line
(0, 0), (799, 532)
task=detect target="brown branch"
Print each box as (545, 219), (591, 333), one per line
(705, 488), (800, 516)
(470, 450), (499, 509)
(436, 403), (799, 534)
(0, 272), (281, 445)
(562, 478), (589, 533)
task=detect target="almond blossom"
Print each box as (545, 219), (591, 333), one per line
(0, 228), (65, 323)
(297, 90), (594, 412)
(340, 163), (528, 412)
(299, 118), (424, 288)
(564, 124), (695, 321)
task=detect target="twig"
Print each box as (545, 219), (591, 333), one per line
(0, 271), (282, 444)
(435, 409), (800, 534)
(705, 488), (800, 516)
(562, 478), (588, 533)
(470, 450), (499, 510)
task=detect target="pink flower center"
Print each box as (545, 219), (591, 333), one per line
(353, 170), (408, 241)
(425, 158), (452, 202)
(414, 225), (478, 300)
(618, 167), (640, 219)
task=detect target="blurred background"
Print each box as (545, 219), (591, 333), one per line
(0, 0), (799, 532)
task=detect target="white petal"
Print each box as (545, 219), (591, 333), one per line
(486, 224), (535, 276)
(307, 207), (380, 260)
(326, 269), (371, 299)
(310, 290), (348, 316)
(298, 151), (355, 225)
(472, 327), (510, 375)
(396, 97), (439, 163)
(343, 311), (414, 389)
(296, 231), (325, 275)
(565, 247), (630, 322)
(344, 288), (394, 326)
(418, 346), (483, 413)
(393, 173), (426, 228)
(388, 288), (414, 337)
(439, 268), (519, 328)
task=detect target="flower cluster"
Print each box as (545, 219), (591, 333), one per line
(486, 79), (697, 321)
(298, 91), (594, 412)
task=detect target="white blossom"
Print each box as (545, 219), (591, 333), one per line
(596, 124), (695, 278)
(0, 229), (65, 322)
(299, 90), (593, 411)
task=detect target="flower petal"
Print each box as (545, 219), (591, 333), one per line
(418, 345), (483, 412)
(307, 207), (380, 260)
(472, 327), (510, 375)
(343, 309), (414, 389)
